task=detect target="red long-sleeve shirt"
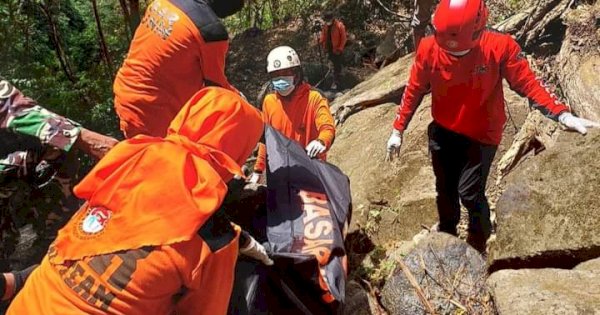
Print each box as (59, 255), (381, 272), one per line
(394, 30), (569, 145)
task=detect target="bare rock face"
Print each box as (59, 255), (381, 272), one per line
(328, 81), (530, 245)
(381, 233), (492, 315)
(488, 257), (600, 315)
(576, 257), (600, 272)
(328, 101), (437, 245)
(489, 131), (600, 272)
(329, 53), (413, 124)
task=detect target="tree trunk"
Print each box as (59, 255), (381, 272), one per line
(1, 0), (15, 61)
(91, 0), (113, 75)
(515, 0), (574, 49)
(117, 0), (132, 39)
(24, 9), (31, 54)
(39, 1), (78, 84)
(269, 0), (280, 25)
(128, 0), (141, 34)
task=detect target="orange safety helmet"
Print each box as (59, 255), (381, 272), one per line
(432, 0), (488, 52)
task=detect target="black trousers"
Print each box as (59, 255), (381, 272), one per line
(328, 52), (343, 84)
(428, 122), (497, 238)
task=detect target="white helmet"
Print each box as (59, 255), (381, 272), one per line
(267, 46), (301, 73)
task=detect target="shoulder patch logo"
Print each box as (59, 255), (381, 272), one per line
(143, 1), (180, 40)
(81, 206), (112, 234)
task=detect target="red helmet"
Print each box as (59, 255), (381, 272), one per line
(432, 0), (488, 52)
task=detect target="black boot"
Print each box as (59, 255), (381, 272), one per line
(466, 232), (488, 254)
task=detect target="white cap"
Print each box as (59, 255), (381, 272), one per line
(266, 46), (301, 73)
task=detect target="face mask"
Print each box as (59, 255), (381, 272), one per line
(272, 76), (295, 97)
(447, 49), (471, 57)
(208, 0), (244, 18)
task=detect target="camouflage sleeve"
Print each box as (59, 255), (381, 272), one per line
(0, 79), (81, 153)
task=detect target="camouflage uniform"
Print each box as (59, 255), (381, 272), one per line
(0, 79), (82, 271)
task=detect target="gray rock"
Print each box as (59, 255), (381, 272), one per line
(329, 53), (413, 124)
(575, 257), (600, 273)
(386, 241), (416, 263)
(328, 73), (530, 247)
(488, 267), (600, 315)
(381, 232), (492, 315)
(328, 102), (438, 245)
(489, 131), (600, 272)
(344, 281), (373, 315)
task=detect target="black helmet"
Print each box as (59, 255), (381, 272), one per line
(207, 0), (245, 18)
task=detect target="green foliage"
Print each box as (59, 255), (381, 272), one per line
(354, 244), (397, 288)
(224, 0), (322, 35)
(0, 0), (129, 138)
(365, 207), (383, 235)
(0, 0), (405, 141)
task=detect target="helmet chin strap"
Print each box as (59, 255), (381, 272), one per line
(447, 49), (471, 56)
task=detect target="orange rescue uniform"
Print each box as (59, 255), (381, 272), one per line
(254, 83), (335, 172)
(113, 0), (237, 138)
(8, 87), (263, 315)
(319, 19), (347, 54)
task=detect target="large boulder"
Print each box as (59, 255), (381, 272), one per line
(328, 82), (530, 245)
(381, 233), (492, 315)
(576, 256), (600, 271)
(488, 257), (600, 315)
(328, 100), (438, 245)
(329, 53), (414, 124)
(493, 110), (559, 185)
(489, 131), (600, 271)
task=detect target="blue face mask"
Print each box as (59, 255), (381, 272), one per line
(272, 76), (295, 97)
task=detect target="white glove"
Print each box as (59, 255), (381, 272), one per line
(306, 140), (326, 158)
(386, 129), (403, 162)
(248, 172), (261, 184)
(559, 112), (600, 135)
(239, 235), (273, 265)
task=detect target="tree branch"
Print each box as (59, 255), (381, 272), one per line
(373, 0), (411, 22)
